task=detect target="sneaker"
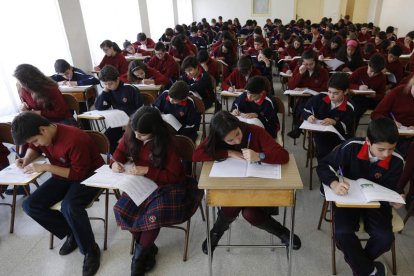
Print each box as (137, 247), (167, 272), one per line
(372, 261), (387, 276)
(287, 128), (302, 139)
(82, 243), (100, 276)
(59, 233), (78, 255)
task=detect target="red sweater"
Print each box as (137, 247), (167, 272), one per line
(371, 85), (414, 126)
(358, 32), (371, 43)
(19, 86), (72, 122)
(349, 66), (386, 102)
(192, 124), (289, 164)
(0, 143), (9, 170)
(409, 54), (414, 72)
(29, 124), (104, 181)
(386, 59), (404, 84)
(221, 68), (261, 90)
(144, 67), (170, 86)
(133, 38), (156, 49)
(147, 53), (179, 80)
(396, 37), (414, 54)
(113, 134), (185, 186)
(204, 58), (221, 81)
(98, 52), (128, 75)
(288, 66), (329, 92)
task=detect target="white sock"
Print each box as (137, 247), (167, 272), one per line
(370, 267), (377, 275)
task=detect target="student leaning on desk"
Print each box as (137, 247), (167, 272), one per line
(51, 59), (100, 87)
(193, 111), (301, 255)
(317, 118), (405, 276)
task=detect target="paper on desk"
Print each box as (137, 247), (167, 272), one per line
(236, 116), (264, 128)
(323, 58), (344, 71)
(59, 85), (92, 92)
(398, 126), (414, 135)
(284, 89), (319, 96)
(209, 158), (281, 179)
(220, 91), (243, 97)
(162, 114), (182, 131)
(351, 89), (376, 94)
(0, 160), (46, 184)
(82, 109), (129, 128)
(300, 120), (345, 140)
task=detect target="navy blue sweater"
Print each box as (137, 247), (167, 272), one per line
(51, 67), (100, 86)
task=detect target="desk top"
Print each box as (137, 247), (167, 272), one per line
(59, 85), (93, 92)
(133, 84), (162, 91)
(198, 154), (303, 190)
(335, 201), (380, 208)
(349, 89), (376, 95)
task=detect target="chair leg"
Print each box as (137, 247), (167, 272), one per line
(130, 236), (135, 255)
(199, 203), (206, 222)
(10, 186), (17, 233)
(50, 233), (54, 249)
(183, 219), (191, 262)
(226, 224), (232, 252)
(402, 202), (414, 226)
(317, 200), (329, 230)
(391, 240), (397, 275)
(331, 203), (337, 275)
(104, 189), (109, 250)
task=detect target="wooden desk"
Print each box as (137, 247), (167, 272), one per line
(125, 55), (151, 62)
(133, 84), (162, 99)
(349, 89), (376, 96)
(219, 91), (242, 111)
(59, 85), (97, 110)
(198, 154), (303, 276)
(399, 54), (411, 67)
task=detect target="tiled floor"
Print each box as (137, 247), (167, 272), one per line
(0, 79), (413, 276)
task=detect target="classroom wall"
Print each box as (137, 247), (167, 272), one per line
(378, 0), (414, 37)
(323, 0), (341, 22)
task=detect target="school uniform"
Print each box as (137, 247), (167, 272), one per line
(133, 38), (156, 49)
(154, 91), (201, 141)
(221, 68), (261, 91)
(409, 54), (414, 72)
(385, 59), (404, 85)
(358, 32), (371, 44)
(336, 52), (365, 72)
(169, 46), (194, 62)
(112, 135), (202, 232)
(396, 37), (414, 54)
(400, 71), (414, 85)
(98, 52), (128, 75)
(143, 67), (171, 87)
(349, 66), (387, 123)
(95, 82), (143, 152)
(147, 53), (179, 81)
(318, 46), (337, 59)
(189, 35), (207, 50)
(210, 46), (237, 70)
(51, 67), (100, 86)
(181, 66), (214, 110)
(244, 36), (269, 50)
(231, 92), (279, 138)
(398, 141), (414, 204)
(202, 57), (223, 82)
(303, 94), (355, 159)
(19, 86), (74, 124)
(317, 138), (404, 276)
(23, 124), (104, 254)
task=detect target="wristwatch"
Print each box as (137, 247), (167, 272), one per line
(259, 152), (266, 161)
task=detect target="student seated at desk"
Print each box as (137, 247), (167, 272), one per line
(287, 50), (329, 139)
(318, 35), (342, 60)
(147, 42), (179, 82)
(221, 56), (261, 92)
(125, 60), (170, 88)
(121, 40), (152, 57)
(52, 59), (100, 87)
(180, 56), (215, 109)
(95, 65), (143, 152)
(231, 76), (279, 138)
(189, 26), (207, 50)
(349, 53), (387, 126)
(193, 111), (301, 255)
(0, 143), (10, 194)
(197, 49), (225, 83)
(159, 27), (174, 45)
(154, 81), (201, 141)
(94, 40), (128, 75)
(111, 107), (202, 275)
(384, 45), (404, 87)
(303, 73), (355, 160)
(335, 40), (365, 72)
(396, 31), (414, 54)
(169, 34), (195, 63)
(210, 39), (237, 71)
(12, 112), (104, 276)
(317, 118), (405, 276)
(363, 43), (378, 61)
(133, 32), (156, 50)
(398, 141), (414, 209)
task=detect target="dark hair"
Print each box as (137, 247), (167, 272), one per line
(389, 45), (403, 57)
(367, 117), (399, 144)
(168, 80), (189, 100)
(190, 26), (198, 33)
(335, 44), (364, 70)
(154, 42), (166, 51)
(328, 73), (349, 91)
(100, 40), (122, 53)
(406, 31), (414, 40)
(125, 106), (170, 168)
(204, 111), (248, 160)
(302, 49), (317, 61)
(11, 112), (50, 145)
(174, 24), (185, 35)
(331, 36), (343, 48)
(98, 65), (119, 81)
(123, 40), (133, 50)
(368, 53), (386, 73)
(385, 26), (394, 34)
(181, 56), (198, 71)
(245, 76), (267, 94)
(253, 26), (262, 35)
(364, 42), (376, 53)
(127, 60), (146, 83)
(171, 34), (187, 55)
(377, 31), (387, 41)
(262, 48), (273, 59)
(137, 32), (147, 41)
(13, 64), (58, 109)
(165, 28), (174, 37)
(197, 49), (209, 63)
(222, 39), (233, 51)
(253, 36), (264, 45)
(54, 59), (71, 73)
(237, 56), (252, 76)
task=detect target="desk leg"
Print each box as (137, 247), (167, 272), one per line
(205, 189), (213, 276)
(309, 131), (313, 190)
(287, 190), (296, 276)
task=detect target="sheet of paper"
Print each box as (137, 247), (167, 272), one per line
(82, 109), (129, 128)
(359, 180), (406, 204)
(161, 114), (182, 131)
(284, 89), (318, 96)
(236, 116), (265, 128)
(279, 72), (292, 77)
(323, 181), (367, 204)
(323, 58), (345, 71)
(209, 158), (247, 177)
(351, 89), (376, 94)
(398, 126), (414, 135)
(0, 160), (46, 184)
(246, 162), (281, 179)
(220, 91), (243, 97)
(300, 120), (345, 140)
(59, 85), (92, 92)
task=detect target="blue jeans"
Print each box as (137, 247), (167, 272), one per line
(23, 177), (100, 254)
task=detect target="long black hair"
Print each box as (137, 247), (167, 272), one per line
(125, 106), (170, 168)
(204, 111), (248, 160)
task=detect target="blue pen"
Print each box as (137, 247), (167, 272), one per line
(311, 107), (315, 116)
(338, 166), (344, 183)
(247, 132), (252, 149)
(389, 112), (396, 121)
(11, 147), (22, 158)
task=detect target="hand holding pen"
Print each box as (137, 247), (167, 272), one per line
(307, 107), (317, 123)
(331, 166), (350, 195)
(359, 80), (368, 90)
(109, 153), (125, 173)
(241, 133), (260, 163)
(232, 103), (241, 116)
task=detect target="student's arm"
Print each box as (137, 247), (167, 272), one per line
(257, 99), (278, 138)
(221, 72), (235, 90)
(302, 95), (318, 121)
(314, 68), (329, 92)
(371, 88), (397, 120)
(118, 55), (129, 75)
(145, 147), (184, 185)
(189, 72), (213, 99)
(153, 91), (167, 111)
(397, 142), (414, 193)
(131, 87), (144, 109)
(193, 138), (228, 162)
(94, 91), (112, 111)
(74, 68), (100, 86)
(39, 87), (72, 121)
(182, 101), (201, 132)
(316, 143), (346, 190)
(348, 69), (363, 90)
(230, 95), (243, 116)
(372, 74), (387, 102)
(152, 69), (171, 86)
(287, 67), (303, 89)
(16, 147), (41, 168)
(255, 126), (289, 164)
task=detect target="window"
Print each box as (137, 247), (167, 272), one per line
(0, 0), (71, 115)
(147, 0), (174, 42)
(177, 0), (193, 24)
(80, 0), (141, 65)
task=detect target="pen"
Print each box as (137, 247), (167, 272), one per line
(107, 153), (124, 168)
(247, 132), (252, 149)
(311, 107), (315, 116)
(389, 112), (396, 121)
(11, 147), (22, 158)
(339, 166), (344, 183)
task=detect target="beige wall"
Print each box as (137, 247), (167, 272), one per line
(352, 0), (371, 23)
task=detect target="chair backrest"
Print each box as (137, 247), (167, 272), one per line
(141, 91), (156, 106)
(62, 94), (80, 116)
(0, 123), (13, 145)
(85, 130), (110, 163)
(85, 86), (98, 109)
(272, 96), (285, 147)
(189, 95), (206, 114)
(173, 135), (195, 162)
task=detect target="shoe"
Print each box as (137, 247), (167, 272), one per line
(82, 243), (100, 276)
(144, 244), (158, 272)
(287, 128), (302, 139)
(0, 185), (7, 194)
(202, 209), (236, 255)
(59, 233), (78, 255)
(131, 243), (146, 276)
(405, 194), (414, 211)
(279, 232), (302, 250)
(256, 216), (302, 250)
(5, 185), (30, 196)
(372, 261), (387, 276)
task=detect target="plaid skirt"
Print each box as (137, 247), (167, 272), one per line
(114, 176), (202, 232)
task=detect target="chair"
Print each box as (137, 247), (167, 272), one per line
(318, 200), (403, 275)
(141, 91), (156, 106)
(49, 130), (114, 250)
(62, 93), (80, 117)
(189, 95), (206, 144)
(273, 96), (285, 147)
(130, 135), (204, 261)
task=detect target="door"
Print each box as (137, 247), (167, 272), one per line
(296, 0), (324, 22)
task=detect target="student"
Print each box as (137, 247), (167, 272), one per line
(0, 144), (10, 194)
(169, 34), (195, 63)
(317, 117), (404, 276)
(384, 45), (404, 86)
(385, 26), (397, 41)
(358, 23), (371, 44)
(133, 32), (155, 49)
(319, 35), (342, 60)
(125, 60), (170, 87)
(95, 65), (143, 152)
(189, 26), (207, 50)
(253, 48), (274, 91)
(52, 59), (100, 86)
(192, 111), (301, 254)
(349, 53), (387, 126)
(197, 49), (224, 82)
(180, 56), (215, 109)
(147, 42), (179, 82)
(309, 23), (323, 51)
(12, 112), (103, 276)
(122, 40), (152, 57)
(154, 81), (201, 141)
(159, 28), (174, 45)
(374, 31), (390, 55)
(221, 56), (261, 92)
(94, 40), (128, 75)
(210, 39), (237, 71)
(335, 40), (365, 72)
(231, 76), (279, 138)
(287, 50), (329, 138)
(398, 141), (414, 209)
(396, 31), (414, 54)
(303, 73), (355, 159)
(363, 42), (378, 61)
(111, 106), (202, 275)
